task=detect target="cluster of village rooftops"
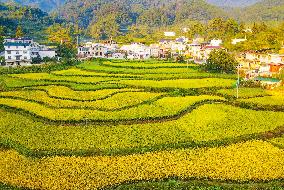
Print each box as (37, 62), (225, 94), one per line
(1, 36), (284, 81)
(78, 36), (284, 80)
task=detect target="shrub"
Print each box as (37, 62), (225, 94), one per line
(203, 50), (238, 74)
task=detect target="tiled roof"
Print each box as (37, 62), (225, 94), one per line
(4, 42), (31, 47)
(5, 37), (32, 40)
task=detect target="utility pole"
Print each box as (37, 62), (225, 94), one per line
(237, 64), (240, 99)
(187, 59), (189, 69)
(77, 35), (79, 48)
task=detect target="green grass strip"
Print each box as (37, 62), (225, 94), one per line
(103, 178), (284, 190)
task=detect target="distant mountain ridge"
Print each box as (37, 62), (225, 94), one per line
(0, 0), (269, 13)
(0, 0), (265, 12)
(229, 0), (284, 21)
(206, 0), (261, 7)
(0, 0), (64, 12)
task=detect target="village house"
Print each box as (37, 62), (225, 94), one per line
(158, 37), (189, 59)
(164, 31), (176, 37)
(192, 39), (223, 62)
(158, 40), (172, 59)
(171, 38), (188, 54)
(77, 40), (119, 59)
(232, 38), (247, 45)
(120, 43), (151, 60)
(149, 44), (160, 58)
(187, 41), (202, 60)
(186, 39), (223, 63)
(90, 44), (108, 58)
(241, 50), (284, 79)
(269, 63), (284, 74)
(4, 38), (56, 66)
(110, 52), (126, 59)
(78, 47), (91, 58)
(210, 39), (222, 47)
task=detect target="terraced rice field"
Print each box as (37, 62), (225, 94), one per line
(0, 59), (283, 189)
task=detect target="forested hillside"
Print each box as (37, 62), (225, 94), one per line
(56, 0), (227, 39)
(0, 0), (284, 42)
(0, 3), (63, 38)
(0, 0), (65, 12)
(59, 0), (227, 27)
(238, 0), (284, 21)
(0, 0), (263, 12)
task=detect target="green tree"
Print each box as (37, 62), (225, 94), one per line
(252, 22), (268, 34)
(0, 26), (4, 52)
(187, 22), (205, 38)
(57, 44), (76, 59)
(204, 49), (238, 74)
(15, 25), (24, 38)
(90, 15), (120, 40)
(207, 18), (226, 39)
(46, 24), (73, 47)
(225, 18), (239, 36)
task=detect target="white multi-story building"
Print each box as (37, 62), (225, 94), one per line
(89, 44), (108, 58)
(78, 47), (91, 58)
(245, 52), (284, 65)
(110, 52), (126, 59)
(120, 43), (151, 60)
(149, 44), (160, 58)
(77, 41), (119, 59)
(232, 38), (247, 45)
(210, 39), (222, 46)
(4, 38), (56, 66)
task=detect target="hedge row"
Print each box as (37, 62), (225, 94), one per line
(0, 59), (80, 75)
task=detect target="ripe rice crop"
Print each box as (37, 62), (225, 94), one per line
(28, 85), (143, 101)
(0, 60), (283, 189)
(0, 95), (224, 121)
(0, 104), (283, 154)
(102, 61), (195, 68)
(1, 76), (126, 91)
(217, 88), (268, 98)
(0, 90), (162, 110)
(10, 73), (119, 84)
(53, 68), (139, 78)
(0, 141), (283, 189)
(53, 68), (236, 80)
(119, 78), (236, 89)
(78, 61), (198, 74)
(239, 95), (284, 106)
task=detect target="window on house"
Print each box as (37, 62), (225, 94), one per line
(8, 56), (11, 59)
(16, 51), (19, 54)
(16, 57), (20, 60)
(24, 56), (27, 59)
(23, 51), (27, 54)
(7, 51), (11, 54)
(16, 46), (18, 49)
